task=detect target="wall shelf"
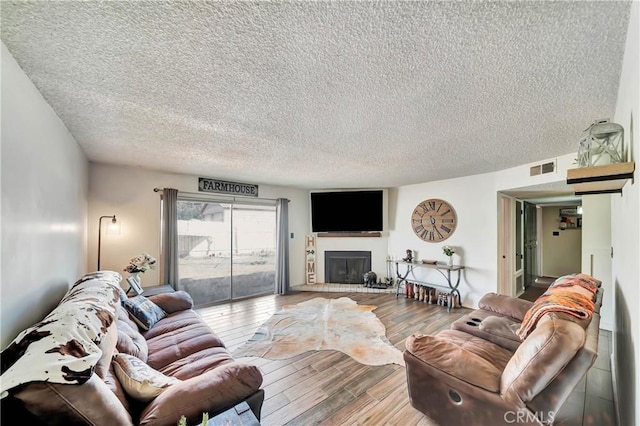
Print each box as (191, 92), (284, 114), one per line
(566, 162), (635, 195)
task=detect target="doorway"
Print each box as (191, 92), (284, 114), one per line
(498, 184), (583, 298)
(176, 199), (276, 306)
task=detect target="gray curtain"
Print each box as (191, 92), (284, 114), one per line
(161, 188), (179, 289)
(275, 198), (290, 295)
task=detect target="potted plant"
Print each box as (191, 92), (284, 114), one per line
(442, 245), (455, 267)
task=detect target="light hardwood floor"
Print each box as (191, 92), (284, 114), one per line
(195, 290), (614, 426)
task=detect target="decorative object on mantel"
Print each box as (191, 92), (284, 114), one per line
(422, 259), (438, 265)
(402, 249), (414, 263)
(442, 245), (455, 266)
(124, 253), (156, 293)
(576, 119), (623, 167)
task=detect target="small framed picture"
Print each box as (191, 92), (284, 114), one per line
(126, 276), (144, 296)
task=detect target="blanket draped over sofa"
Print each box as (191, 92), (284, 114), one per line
(1, 271), (121, 397)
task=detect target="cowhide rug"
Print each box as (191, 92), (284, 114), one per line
(232, 297), (404, 367)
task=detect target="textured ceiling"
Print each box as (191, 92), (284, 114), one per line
(1, 1), (631, 189)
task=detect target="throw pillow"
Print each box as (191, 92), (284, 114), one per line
(122, 296), (167, 331)
(148, 291), (193, 314)
(112, 353), (179, 402)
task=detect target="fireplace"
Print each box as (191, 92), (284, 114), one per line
(325, 251), (371, 284)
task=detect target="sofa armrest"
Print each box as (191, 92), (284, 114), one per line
(478, 293), (533, 322)
(139, 362), (263, 426)
(147, 291), (193, 314)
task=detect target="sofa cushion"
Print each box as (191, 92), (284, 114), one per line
(112, 353), (179, 402)
(158, 347), (238, 380)
(405, 329), (513, 392)
(138, 362), (263, 426)
(122, 296), (167, 331)
(451, 310), (521, 351)
(144, 310), (227, 371)
(116, 319), (149, 362)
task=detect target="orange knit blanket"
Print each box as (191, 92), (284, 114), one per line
(516, 288), (595, 340)
(550, 273), (600, 295)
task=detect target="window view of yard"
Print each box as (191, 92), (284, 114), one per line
(177, 200), (276, 306)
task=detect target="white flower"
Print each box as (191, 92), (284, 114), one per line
(124, 253), (157, 274)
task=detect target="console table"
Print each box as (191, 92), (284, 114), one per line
(391, 260), (465, 312)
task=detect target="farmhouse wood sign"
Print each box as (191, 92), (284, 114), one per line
(198, 178), (259, 197)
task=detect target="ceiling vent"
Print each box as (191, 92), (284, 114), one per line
(541, 161), (555, 174)
(530, 165), (541, 176)
(530, 160), (556, 176)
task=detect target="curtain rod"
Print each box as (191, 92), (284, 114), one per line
(153, 188), (284, 203)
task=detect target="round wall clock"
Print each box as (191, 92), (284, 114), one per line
(411, 198), (457, 242)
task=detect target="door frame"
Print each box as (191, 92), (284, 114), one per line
(497, 193), (515, 297)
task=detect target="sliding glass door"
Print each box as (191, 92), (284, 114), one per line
(176, 198), (276, 306)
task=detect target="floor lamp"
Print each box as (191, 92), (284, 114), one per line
(98, 215), (118, 270)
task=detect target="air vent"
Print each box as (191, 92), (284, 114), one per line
(530, 160), (556, 176)
(530, 165), (541, 176)
(541, 161), (555, 174)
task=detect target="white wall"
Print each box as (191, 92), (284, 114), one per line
(389, 173), (497, 308)
(540, 206), (581, 277)
(1, 43), (89, 349)
(581, 195), (613, 331)
(388, 153), (579, 309)
(610, 2), (639, 424)
(88, 163), (309, 288)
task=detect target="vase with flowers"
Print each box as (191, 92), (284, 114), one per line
(442, 245), (455, 267)
(124, 253), (157, 286)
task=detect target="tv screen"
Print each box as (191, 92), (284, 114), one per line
(311, 190), (383, 232)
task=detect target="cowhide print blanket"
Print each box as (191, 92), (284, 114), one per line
(233, 297), (404, 366)
(0, 271), (122, 398)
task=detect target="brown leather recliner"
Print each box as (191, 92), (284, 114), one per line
(404, 281), (603, 426)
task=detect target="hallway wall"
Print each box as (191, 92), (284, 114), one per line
(540, 206), (581, 277)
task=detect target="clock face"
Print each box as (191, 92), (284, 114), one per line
(411, 198), (457, 242)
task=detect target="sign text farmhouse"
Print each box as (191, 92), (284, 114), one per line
(198, 178), (259, 197)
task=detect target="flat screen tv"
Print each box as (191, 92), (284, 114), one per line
(311, 190), (383, 233)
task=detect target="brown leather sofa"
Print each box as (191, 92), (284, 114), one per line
(2, 275), (264, 426)
(404, 276), (603, 426)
